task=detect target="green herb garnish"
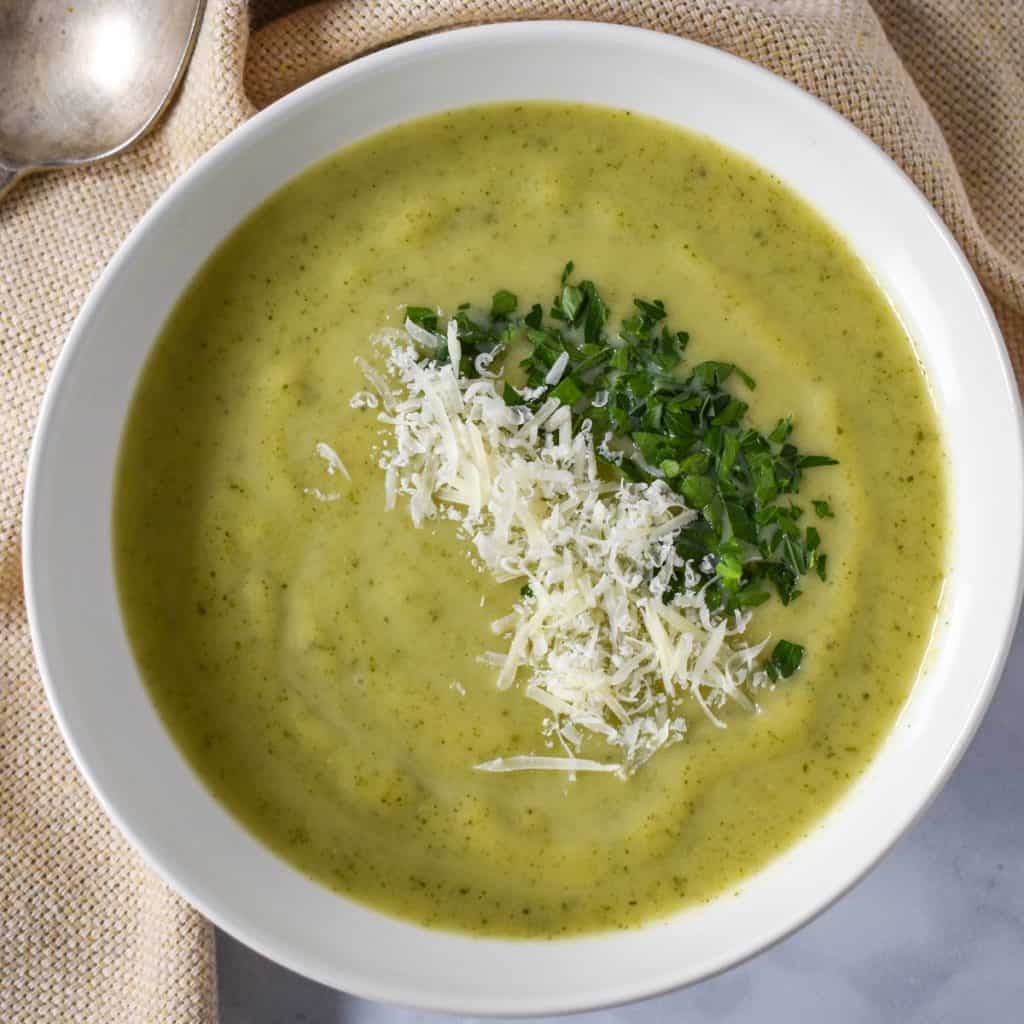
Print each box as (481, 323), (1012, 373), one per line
(766, 639), (805, 681)
(490, 289), (518, 320)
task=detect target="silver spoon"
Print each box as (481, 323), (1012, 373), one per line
(0, 0), (205, 199)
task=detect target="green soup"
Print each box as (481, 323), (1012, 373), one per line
(115, 103), (946, 937)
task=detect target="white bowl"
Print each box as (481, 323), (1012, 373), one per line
(23, 20), (1024, 1016)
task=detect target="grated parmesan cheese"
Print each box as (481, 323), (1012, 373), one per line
(304, 441), (351, 503)
(362, 321), (770, 777)
(476, 756), (624, 776)
(315, 442), (351, 481)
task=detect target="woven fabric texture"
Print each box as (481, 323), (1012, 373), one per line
(1, 1), (1020, 1020)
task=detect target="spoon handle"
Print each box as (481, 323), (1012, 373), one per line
(0, 165), (23, 201)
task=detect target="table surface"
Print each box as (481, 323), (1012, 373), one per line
(218, 612), (1024, 1024)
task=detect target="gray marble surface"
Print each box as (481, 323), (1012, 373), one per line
(218, 613), (1024, 1024)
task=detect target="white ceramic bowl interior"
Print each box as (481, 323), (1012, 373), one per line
(24, 21), (1024, 1016)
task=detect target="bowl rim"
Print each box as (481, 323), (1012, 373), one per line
(23, 19), (1024, 1016)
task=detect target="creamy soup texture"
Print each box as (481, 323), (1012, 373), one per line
(115, 103), (946, 937)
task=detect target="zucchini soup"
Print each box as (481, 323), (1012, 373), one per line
(115, 103), (946, 937)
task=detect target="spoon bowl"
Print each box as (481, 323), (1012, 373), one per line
(0, 0), (204, 197)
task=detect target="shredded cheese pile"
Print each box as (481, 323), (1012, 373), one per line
(358, 319), (769, 777)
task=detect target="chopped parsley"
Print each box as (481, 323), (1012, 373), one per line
(766, 639), (805, 681)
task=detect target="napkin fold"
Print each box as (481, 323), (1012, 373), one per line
(1, 1), (1020, 1020)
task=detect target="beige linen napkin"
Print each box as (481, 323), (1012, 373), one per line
(1, 1), (1021, 1020)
